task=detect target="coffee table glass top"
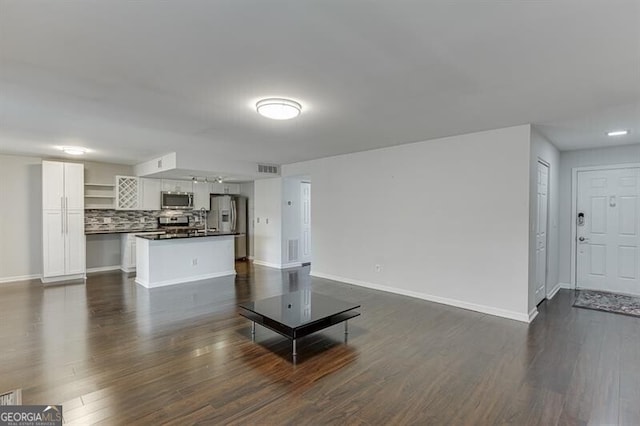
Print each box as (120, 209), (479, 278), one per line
(239, 291), (360, 329)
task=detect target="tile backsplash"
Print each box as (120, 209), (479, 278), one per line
(85, 210), (203, 233)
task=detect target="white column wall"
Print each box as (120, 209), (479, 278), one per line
(253, 178), (283, 268)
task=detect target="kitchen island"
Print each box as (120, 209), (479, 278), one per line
(135, 231), (237, 288)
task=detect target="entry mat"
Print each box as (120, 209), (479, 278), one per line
(573, 290), (640, 318)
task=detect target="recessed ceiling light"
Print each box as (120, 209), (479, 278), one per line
(60, 146), (88, 155)
(607, 130), (629, 137)
(256, 98), (301, 120)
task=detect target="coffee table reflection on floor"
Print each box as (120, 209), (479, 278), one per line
(238, 291), (361, 361)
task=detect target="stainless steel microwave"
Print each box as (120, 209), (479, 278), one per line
(161, 191), (194, 210)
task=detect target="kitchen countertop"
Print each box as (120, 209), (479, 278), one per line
(136, 231), (238, 241)
(85, 228), (162, 235)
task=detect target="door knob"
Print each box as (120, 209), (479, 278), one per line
(578, 236), (588, 242)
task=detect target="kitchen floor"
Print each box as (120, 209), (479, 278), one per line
(0, 263), (638, 425)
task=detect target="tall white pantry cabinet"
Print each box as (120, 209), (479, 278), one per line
(42, 161), (86, 282)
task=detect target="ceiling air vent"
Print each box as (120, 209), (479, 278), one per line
(257, 164), (279, 174)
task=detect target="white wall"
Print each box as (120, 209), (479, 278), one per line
(558, 144), (640, 285)
(283, 125), (533, 321)
(0, 154), (43, 282)
(528, 128), (560, 313)
(253, 178), (283, 268)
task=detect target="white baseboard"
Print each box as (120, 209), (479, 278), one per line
(0, 274), (42, 284)
(559, 282), (573, 289)
(528, 307), (539, 323)
(135, 270), (236, 288)
(87, 266), (122, 274)
(252, 260), (302, 270)
(41, 273), (86, 285)
(311, 271), (532, 323)
(546, 283), (562, 299)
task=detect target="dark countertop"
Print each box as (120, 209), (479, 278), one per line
(85, 228), (162, 235)
(137, 231), (237, 241)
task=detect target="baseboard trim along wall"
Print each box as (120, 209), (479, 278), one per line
(134, 270), (236, 288)
(546, 282), (564, 299)
(311, 271), (532, 323)
(87, 266), (122, 274)
(252, 260), (303, 270)
(528, 308), (539, 323)
(0, 274), (42, 284)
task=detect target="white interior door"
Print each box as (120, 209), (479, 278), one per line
(301, 182), (312, 263)
(577, 168), (640, 295)
(535, 161), (549, 305)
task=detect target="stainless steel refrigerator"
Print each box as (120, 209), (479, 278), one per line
(208, 194), (247, 260)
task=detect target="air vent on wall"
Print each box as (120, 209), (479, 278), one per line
(257, 164), (279, 174)
(288, 239), (299, 262)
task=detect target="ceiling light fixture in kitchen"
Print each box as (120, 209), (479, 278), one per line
(256, 98), (301, 120)
(60, 146), (88, 155)
(607, 130), (629, 136)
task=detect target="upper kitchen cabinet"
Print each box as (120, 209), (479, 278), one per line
(139, 178), (162, 210)
(42, 161), (84, 210)
(161, 179), (193, 193)
(193, 181), (211, 210)
(115, 175), (140, 210)
(211, 182), (240, 195)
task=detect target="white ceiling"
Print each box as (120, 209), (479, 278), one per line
(0, 0), (639, 167)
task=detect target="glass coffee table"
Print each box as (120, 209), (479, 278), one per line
(238, 290), (360, 361)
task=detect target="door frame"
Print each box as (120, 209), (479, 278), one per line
(536, 158), (550, 303)
(570, 163), (640, 288)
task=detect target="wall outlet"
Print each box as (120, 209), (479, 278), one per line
(375, 264), (382, 272)
(103, 217), (112, 224)
(192, 258), (198, 266)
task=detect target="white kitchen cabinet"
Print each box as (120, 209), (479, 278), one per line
(161, 179), (192, 193)
(211, 182), (240, 194)
(42, 161), (85, 210)
(121, 233), (137, 273)
(115, 175), (140, 210)
(140, 178), (162, 210)
(42, 161), (86, 282)
(193, 181), (211, 210)
(42, 210), (66, 277)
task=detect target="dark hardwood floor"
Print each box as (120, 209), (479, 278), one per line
(1, 262), (639, 425)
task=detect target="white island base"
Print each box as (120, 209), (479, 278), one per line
(135, 235), (236, 288)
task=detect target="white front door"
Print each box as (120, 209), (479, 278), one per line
(301, 182), (311, 263)
(535, 161), (549, 304)
(577, 167), (640, 295)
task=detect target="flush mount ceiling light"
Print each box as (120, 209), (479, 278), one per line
(607, 130), (630, 137)
(256, 98), (301, 120)
(215, 176), (224, 183)
(60, 146), (88, 155)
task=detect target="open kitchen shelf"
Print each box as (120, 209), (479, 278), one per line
(85, 183), (116, 209)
